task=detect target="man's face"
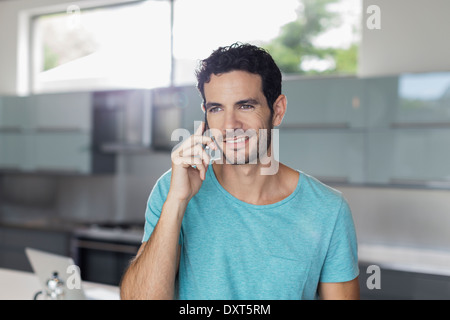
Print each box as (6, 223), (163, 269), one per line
(203, 70), (273, 165)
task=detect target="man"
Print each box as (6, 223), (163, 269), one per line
(120, 43), (359, 300)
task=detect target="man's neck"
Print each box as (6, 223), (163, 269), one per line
(211, 161), (297, 206)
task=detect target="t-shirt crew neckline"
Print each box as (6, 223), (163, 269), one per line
(207, 163), (303, 210)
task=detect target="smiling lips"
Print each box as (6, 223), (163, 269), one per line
(225, 136), (248, 143)
(223, 136), (250, 150)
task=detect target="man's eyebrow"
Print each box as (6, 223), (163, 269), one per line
(204, 102), (222, 110)
(205, 98), (260, 109)
(235, 98), (260, 106)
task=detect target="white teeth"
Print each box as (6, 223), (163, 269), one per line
(226, 137), (246, 143)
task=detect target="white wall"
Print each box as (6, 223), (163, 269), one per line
(359, 0), (450, 77)
(0, 0), (69, 95)
(0, 0), (25, 95)
(337, 185), (450, 250)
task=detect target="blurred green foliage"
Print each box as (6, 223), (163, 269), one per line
(263, 0), (358, 75)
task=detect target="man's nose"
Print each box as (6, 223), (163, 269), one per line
(223, 109), (242, 131)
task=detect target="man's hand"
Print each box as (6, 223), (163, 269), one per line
(169, 121), (217, 203)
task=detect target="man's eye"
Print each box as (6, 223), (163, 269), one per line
(208, 107), (221, 113)
(240, 105), (254, 110)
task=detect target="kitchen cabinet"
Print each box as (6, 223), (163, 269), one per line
(0, 132), (92, 174)
(363, 76), (399, 128)
(364, 74), (450, 187)
(364, 73), (450, 186)
(0, 96), (29, 130)
(0, 226), (70, 272)
(0, 134), (29, 171)
(33, 133), (91, 174)
(151, 87), (186, 151)
(0, 97), (31, 171)
(368, 128), (450, 185)
(1, 72), (449, 186)
(0, 92), (116, 174)
(279, 130), (365, 183)
(394, 72), (450, 127)
(282, 76), (365, 129)
(28, 92), (93, 173)
(279, 76), (366, 185)
(93, 89), (151, 152)
(179, 85), (203, 131)
(252, 73), (450, 187)
(31, 92), (91, 131)
(363, 73), (450, 128)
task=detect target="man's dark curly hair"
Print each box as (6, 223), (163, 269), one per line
(196, 43), (282, 117)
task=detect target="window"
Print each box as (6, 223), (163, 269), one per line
(30, 0), (362, 92)
(172, 0), (299, 85)
(173, 0), (362, 85)
(32, 1), (171, 93)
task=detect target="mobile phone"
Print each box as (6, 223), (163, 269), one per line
(203, 111), (221, 162)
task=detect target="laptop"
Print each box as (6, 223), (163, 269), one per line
(25, 247), (86, 300)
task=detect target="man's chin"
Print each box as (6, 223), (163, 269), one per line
(222, 152), (258, 165)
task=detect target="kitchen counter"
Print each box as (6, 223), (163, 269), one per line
(358, 243), (450, 277)
(0, 218), (143, 285)
(0, 214), (84, 233)
(74, 224), (143, 244)
(0, 214), (144, 244)
(0, 267), (120, 300)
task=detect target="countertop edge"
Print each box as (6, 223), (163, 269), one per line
(358, 243), (450, 277)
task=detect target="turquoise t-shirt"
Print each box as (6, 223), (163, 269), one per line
(142, 165), (359, 300)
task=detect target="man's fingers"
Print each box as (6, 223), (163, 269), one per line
(170, 122), (215, 181)
(195, 121), (205, 136)
(176, 144), (203, 157)
(177, 136), (216, 157)
(178, 157), (207, 180)
(173, 144), (210, 170)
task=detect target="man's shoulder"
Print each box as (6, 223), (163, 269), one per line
(297, 170), (344, 205)
(294, 171), (352, 228)
(278, 163), (343, 201)
(157, 167), (173, 184)
(149, 168), (172, 196)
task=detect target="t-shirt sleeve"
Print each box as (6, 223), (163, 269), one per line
(142, 171), (171, 243)
(319, 198), (359, 283)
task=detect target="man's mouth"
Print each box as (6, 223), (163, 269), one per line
(224, 136), (250, 147)
(225, 136), (248, 143)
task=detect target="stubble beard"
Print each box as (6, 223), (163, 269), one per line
(220, 124), (273, 166)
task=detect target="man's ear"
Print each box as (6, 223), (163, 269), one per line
(201, 103), (206, 112)
(271, 94), (287, 127)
